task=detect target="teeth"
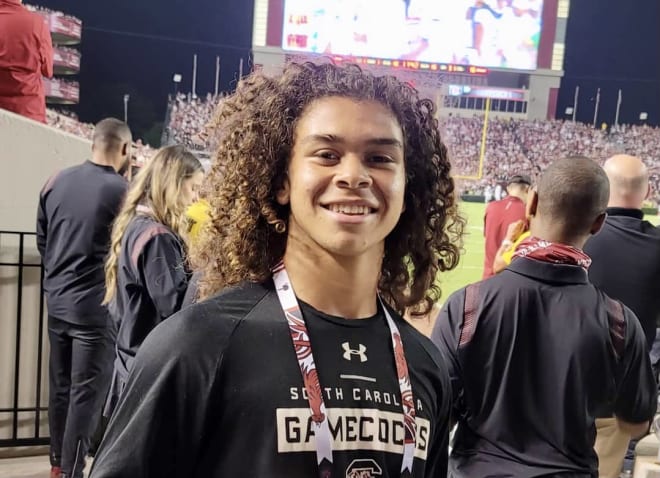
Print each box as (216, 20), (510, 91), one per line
(328, 204), (370, 215)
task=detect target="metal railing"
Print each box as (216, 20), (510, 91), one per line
(0, 231), (49, 447)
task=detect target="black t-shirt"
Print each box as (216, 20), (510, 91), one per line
(432, 257), (657, 478)
(90, 281), (451, 478)
(36, 160), (127, 326)
(584, 208), (660, 349)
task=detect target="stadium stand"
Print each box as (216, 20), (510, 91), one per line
(158, 92), (660, 203)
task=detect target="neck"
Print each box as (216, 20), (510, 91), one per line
(607, 200), (642, 210)
(508, 191), (526, 201)
(529, 217), (587, 250)
(282, 237), (381, 319)
(91, 154), (120, 172)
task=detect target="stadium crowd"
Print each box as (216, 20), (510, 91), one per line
(160, 92), (660, 203)
(447, 116), (660, 202)
(161, 92), (224, 150)
(24, 3), (80, 23)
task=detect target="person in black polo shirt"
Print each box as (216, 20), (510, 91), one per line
(583, 154), (660, 478)
(37, 118), (131, 478)
(432, 157), (657, 478)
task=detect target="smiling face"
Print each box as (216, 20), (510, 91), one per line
(276, 96), (406, 259)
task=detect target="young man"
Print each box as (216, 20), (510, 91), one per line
(433, 157), (657, 477)
(89, 62), (463, 477)
(37, 118), (132, 478)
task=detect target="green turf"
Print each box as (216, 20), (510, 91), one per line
(435, 202), (486, 303)
(434, 201), (660, 305)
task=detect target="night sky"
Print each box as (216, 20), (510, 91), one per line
(558, 0), (660, 128)
(36, 0), (660, 143)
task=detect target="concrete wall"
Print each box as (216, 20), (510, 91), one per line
(0, 109), (90, 451)
(528, 70), (563, 121)
(0, 108), (91, 232)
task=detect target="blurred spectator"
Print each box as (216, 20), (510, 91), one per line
(25, 3), (80, 23)
(43, 77), (80, 103)
(163, 92), (224, 151)
(37, 118), (132, 478)
(0, 0), (53, 122)
(442, 116), (660, 204)
(482, 174), (531, 278)
(101, 146), (203, 421)
(432, 157), (657, 477)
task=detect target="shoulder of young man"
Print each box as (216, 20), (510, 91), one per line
(139, 281), (273, 362)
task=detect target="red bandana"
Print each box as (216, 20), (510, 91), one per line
(512, 236), (592, 270)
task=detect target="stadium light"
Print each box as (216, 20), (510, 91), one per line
(173, 73), (182, 96)
(640, 112), (648, 121)
(123, 94), (130, 124)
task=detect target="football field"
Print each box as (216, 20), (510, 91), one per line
(435, 201), (660, 306)
(435, 202), (485, 304)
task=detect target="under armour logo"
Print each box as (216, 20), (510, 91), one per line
(342, 342), (367, 362)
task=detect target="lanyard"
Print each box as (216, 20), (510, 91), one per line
(272, 263), (416, 477)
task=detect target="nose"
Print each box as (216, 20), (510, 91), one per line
(334, 155), (372, 189)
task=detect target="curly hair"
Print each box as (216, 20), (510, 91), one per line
(193, 61), (464, 315)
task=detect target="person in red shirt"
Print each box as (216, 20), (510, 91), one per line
(482, 174), (531, 278)
(0, 0), (53, 123)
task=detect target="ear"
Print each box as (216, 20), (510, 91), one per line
(121, 142), (129, 156)
(275, 175), (290, 206)
(590, 212), (607, 235)
(645, 183), (651, 201)
(525, 188), (538, 219)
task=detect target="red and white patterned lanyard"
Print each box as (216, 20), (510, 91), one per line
(272, 263), (417, 477)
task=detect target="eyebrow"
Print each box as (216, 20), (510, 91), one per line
(300, 134), (403, 149)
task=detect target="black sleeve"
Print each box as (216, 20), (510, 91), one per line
(89, 302), (240, 478)
(430, 290), (465, 423)
(614, 308), (658, 423)
(138, 233), (188, 320)
(36, 193), (48, 258)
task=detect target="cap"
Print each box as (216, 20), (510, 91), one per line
(507, 175), (532, 186)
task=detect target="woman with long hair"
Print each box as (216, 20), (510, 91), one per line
(102, 144), (203, 417)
